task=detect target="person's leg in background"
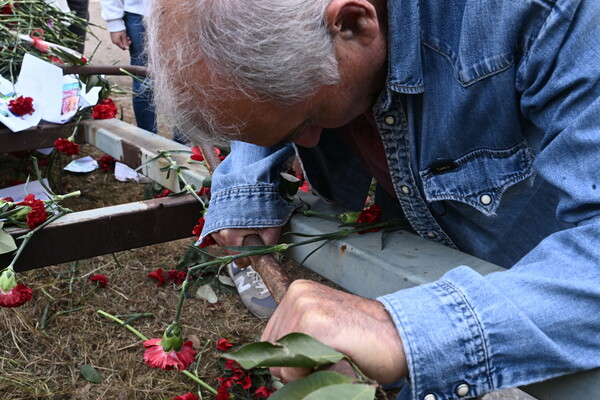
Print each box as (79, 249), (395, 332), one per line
(123, 12), (158, 134)
(67, 0), (90, 54)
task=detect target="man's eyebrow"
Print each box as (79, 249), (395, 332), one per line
(281, 120), (310, 143)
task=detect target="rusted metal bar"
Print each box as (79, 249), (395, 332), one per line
(0, 123), (81, 153)
(2, 195), (202, 272)
(59, 64), (148, 77)
(197, 142), (292, 304)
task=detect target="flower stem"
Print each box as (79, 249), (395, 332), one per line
(172, 278), (188, 324)
(97, 309), (148, 341)
(182, 370), (219, 396)
(96, 310), (219, 396)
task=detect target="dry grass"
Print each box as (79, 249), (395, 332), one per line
(0, 143), (346, 399)
(1, 240), (272, 400)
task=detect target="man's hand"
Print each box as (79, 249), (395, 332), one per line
(110, 31), (131, 50)
(261, 280), (408, 384)
(211, 227), (281, 267)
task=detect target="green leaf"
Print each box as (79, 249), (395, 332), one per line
(0, 227), (17, 255)
(304, 383), (376, 400)
(79, 364), (102, 384)
(225, 333), (345, 370)
(269, 371), (354, 400)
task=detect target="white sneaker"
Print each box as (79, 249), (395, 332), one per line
(228, 261), (277, 321)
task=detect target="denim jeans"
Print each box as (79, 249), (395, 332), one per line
(66, 0), (89, 54)
(124, 12), (157, 134)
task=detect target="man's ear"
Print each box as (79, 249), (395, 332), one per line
(325, 0), (379, 45)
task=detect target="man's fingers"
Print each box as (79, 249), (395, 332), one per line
(270, 366), (312, 382)
(232, 256), (251, 268)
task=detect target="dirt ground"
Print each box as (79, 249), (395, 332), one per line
(0, 2), (535, 399)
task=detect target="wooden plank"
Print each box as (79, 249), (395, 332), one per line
(2, 195), (202, 272)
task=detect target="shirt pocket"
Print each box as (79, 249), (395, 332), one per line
(419, 142), (535, 216)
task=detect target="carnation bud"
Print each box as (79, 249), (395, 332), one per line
(160, 322), (184, 352)
(0, 268), (18, 294)
(337, 211), (360, 224)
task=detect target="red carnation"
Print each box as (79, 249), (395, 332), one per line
(224, 359), (240, 371)
(18, 194), (47, 229)
(192, 217), (217, 247)
(154, 189), (172, 198)
(0, 269), (33, 308)
(173, 393), (198, 400)
(26, 203), (47, 229)
(254, 386), (275, 398)
(147, 268), (166, 287)
(54, 137), (80, 155)
(97, 154), (116, 171)
(196, 187), (211, 199)
(216, 338), (234, 351)
(90, 274), (108, 288)
(216, 385), (231, 400)
(190, 146), (204, 162)
(143, 338), (196, 370)
(0, 283), (33, 308)
(237, 374), (252, 389)
(92, 98), (118, 120)
(8, 96), (35, 117)
(357, 204), (383, 234)
(1, 4), (12, 14)
(167, 269), (187, 285)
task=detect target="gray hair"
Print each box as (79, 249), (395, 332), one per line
(145, 0), (339, 143)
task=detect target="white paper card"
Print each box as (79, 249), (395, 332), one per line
(0, 75), (47, 132)
(64, 156), (98, 173)
(0, 179), (51, 203)
(15, 54), (64, 123)
(115, 162), (143, 182)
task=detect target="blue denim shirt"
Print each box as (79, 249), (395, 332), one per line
(203, 0), (600, 398)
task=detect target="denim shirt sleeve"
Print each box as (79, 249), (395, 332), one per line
(202, 140), (298, 236)
(380, 1), (600, 399)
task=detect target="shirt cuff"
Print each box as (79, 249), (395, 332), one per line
(201, 186), (301, 237)
(378, 266), (494, 400)
(106, 19), (126, 32)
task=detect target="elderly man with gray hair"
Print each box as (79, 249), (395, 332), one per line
(146, 0), (600, 399)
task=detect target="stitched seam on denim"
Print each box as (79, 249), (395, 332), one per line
(377, 296), (421, 400)
(425, 170), (533, 201)
(440, 279), (494, 392)
(516, 0), (560, 89)
(376, 94), (456, 247)
(421, 41), (514, 87)
(420, 143), (531, 179)
(211, 185), (280, 199)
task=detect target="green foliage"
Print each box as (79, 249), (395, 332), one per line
(225, 333), (377, 399)
(79, 364), (102, 384)
(0, 0), (88, 77)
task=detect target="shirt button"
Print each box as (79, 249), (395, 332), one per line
(456, 383), (470, 397)
(424, 394), (437, 400)
(401, 185), (411, 194)
(384, 115), (395, 125)
(426, 231), (436, 238)
(479, 194), (492, 205)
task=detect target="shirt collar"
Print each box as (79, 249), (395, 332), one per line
(386, 0), (425, 94)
